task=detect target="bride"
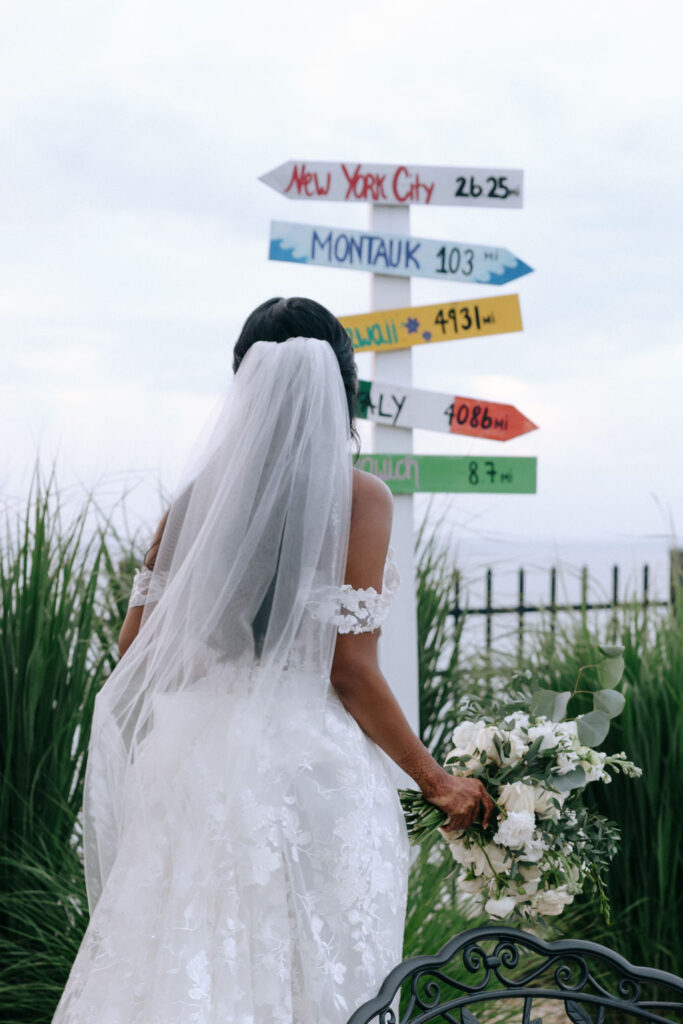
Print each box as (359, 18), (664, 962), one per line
(53, 297), (492, 1023)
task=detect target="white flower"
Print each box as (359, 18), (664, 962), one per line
(459, 875), (487, 894)
(520, 834), (549, 863)
(445, 838), (472, 867)
(485, 895), (517, 919)
(554, 721), (579, 745)
(499, 782), (537, 816)
(519, 864), (542, 896)
(534, 885), (575, 916)
(527, 718), (559, 751)
(555, 751), (581, 775)
(472, 724), (504, 765)
(505, 729), (530, 764)
(533, 786), (567, 821)
(451, 720), (481, 753)
(494, 811), (536, 850)
(577, 747), (608, 783)
(504, 711), (530, 730)
(449, 720), (502, 768)
(482, 843), (512, 875)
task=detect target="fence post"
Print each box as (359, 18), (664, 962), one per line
(670, 549), (683, 606)
(517, 568), (525, 662)
(485, 569), (492, 652)
(550, 566), (557, 641)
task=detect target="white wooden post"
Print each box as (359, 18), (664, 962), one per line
(371, 204), (420, 737)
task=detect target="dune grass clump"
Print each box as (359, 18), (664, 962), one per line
(0, 474), (132, 1021)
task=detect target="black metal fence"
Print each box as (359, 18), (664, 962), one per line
(451, 549), (683, 655)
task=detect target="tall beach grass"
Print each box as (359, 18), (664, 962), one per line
(0, 474), (133, 1021)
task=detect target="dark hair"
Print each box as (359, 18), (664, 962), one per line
(233, 297), (359, 448)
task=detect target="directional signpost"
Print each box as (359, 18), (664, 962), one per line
(260, 156), (535, 742)
(355, 455), (537, 494)
(269, 221), (532, 285)
(260, 160), (524, 208)
(356, 380), (537, 441)
(341, 295), (522, 352)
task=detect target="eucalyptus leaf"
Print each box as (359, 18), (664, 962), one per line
(530, 689), (572, 722)
(576, 710), (611, 747)
(598, 643), (625, 658)
(525, 735), (544, 762)
(552, 767), (586, 792)
(593, 689), (626, 719)
(596, 655), (625, 689)
(493, 733), (505, 763)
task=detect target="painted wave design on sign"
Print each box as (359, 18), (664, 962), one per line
(268, 238), (309, 263)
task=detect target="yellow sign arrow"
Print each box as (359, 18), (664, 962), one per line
(340, 293), (522, 352)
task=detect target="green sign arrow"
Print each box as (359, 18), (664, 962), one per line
(355, 454), (537, 494)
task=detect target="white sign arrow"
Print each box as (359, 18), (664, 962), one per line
(260, 160), (524, 208)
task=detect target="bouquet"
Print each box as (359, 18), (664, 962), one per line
(400, 645), (642, 921)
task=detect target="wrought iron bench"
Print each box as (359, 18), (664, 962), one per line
(347, 926), (683, 1024)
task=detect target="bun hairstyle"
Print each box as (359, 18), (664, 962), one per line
(233, 297), (359, 449)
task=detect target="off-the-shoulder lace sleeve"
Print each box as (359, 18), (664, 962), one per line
(310, 546), (401, 635)
(127, 567), (167, 609)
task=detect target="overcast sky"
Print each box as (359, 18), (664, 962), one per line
(1, 0), (682, 554)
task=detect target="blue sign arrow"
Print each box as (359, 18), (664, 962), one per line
(269, 221), (533, 285)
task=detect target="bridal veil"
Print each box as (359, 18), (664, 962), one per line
(83, 337), (353, 911)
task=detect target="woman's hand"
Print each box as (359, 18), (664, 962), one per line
(423, 770), (495, 833)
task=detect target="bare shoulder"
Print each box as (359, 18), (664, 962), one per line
(351, 467), (393, 524)
(346, 468), (394, 590)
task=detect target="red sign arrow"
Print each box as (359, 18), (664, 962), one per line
(447, 396), (537, 441)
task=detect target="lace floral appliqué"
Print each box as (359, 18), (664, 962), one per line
(310, 546), (400, 635)
(128, 566), (167, 609)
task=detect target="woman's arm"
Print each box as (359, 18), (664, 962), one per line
(118, 510), (169, 657)
(330, 471), (493, 831)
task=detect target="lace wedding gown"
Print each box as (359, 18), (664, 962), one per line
(53, 548), (410, 1024)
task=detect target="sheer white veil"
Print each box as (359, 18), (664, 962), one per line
(83, 337), (353, 911)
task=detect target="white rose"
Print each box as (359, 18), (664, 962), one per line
(533, 786), (567, 821)
(472, 724), (503, 765)
(499, 782), (537, 816)
(458, 875), (487, 894)
(485, 895), (517, 919)
(527, 718), (559, 751)
(451, 720), (481, 755)
(494, 811), (536, 850)
(534, 885), (575, 916)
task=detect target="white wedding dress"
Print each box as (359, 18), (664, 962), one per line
(52, 548), (410, 1024)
